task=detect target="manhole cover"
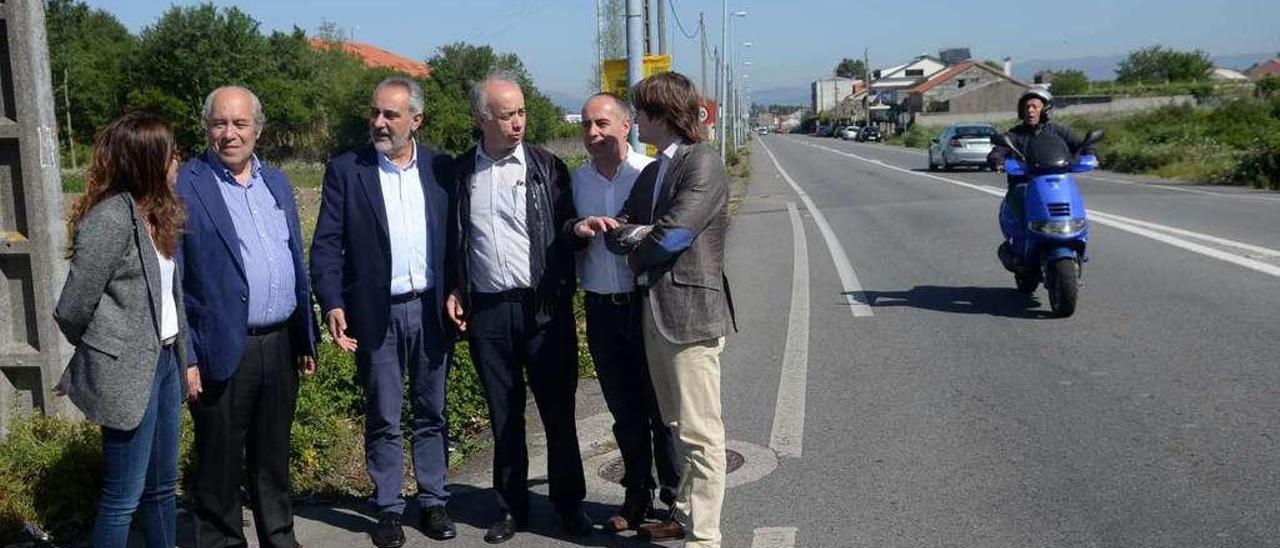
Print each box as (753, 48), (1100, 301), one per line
(597, 449), (745, 485)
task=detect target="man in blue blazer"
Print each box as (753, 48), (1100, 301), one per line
(178, 86), (320, 548)
(309, 77), (457, 547)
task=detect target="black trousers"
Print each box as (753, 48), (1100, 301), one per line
(467, 291), (585, 518)
(190, 328), (298, 548)
(583, 292), (680, 499)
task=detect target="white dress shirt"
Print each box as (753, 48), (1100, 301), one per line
(651, 141), (683, 216)
(468, 144), (533, 293)
(572, 145), (653, 294)
(378, 143), (433, 295)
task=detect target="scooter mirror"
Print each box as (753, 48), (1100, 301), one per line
(1000, 134), (1027, 162)
(1084, 129), (1105, 147)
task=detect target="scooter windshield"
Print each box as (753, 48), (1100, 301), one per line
(1025, 132), (1072, 174)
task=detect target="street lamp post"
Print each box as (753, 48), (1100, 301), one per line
(721, 6), (746, 162)
(733, 42), (751, 150)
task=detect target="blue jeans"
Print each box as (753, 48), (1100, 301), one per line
(92, 346), (181, 548)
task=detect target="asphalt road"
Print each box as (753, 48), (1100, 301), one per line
(708, 134), (1280, 547)
(281, 135), (1280, 548)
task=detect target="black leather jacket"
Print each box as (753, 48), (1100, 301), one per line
(988, 121), (1095, 187)
(445, 143), (583, 328)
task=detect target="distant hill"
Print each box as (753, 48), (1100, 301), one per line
(751, 85), (810, 107)
(544, 89), (585, 113)
(1014, 51), (1274, 81)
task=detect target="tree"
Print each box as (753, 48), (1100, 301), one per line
(834, 58), (867, 80)
(419, 42), (564, 154)
(1051, 69), (1090, 95)
(44, 0), (137, 161)
(1256, 76), (1280, 99)
(125, 4), (274, 152)
(1116, 46), (1213, 84)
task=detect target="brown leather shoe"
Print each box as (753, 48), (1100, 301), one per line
(636, 520), (685, 541)
(605, 496), (652, 532)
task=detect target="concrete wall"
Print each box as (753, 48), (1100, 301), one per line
(920, 65), (1015, 105)
(811, 78), (856, 114)
(1, 0), (77, 435)
(947, 80), (1029, 114)
(916, 95), (1196, 126)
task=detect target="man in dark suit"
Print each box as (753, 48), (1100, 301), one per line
(603, 71), (736, 548)
(178, 85), (320, 548)
(443, 70), (592, 544)
(309, 76), (457, 547)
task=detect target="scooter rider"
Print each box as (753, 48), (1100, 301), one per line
(988, 88), (1095, 233)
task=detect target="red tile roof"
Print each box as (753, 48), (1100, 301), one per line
(308, 39), (430, 78)
(905, 61), (1028, 95)
(1249, 59), (1280, 80)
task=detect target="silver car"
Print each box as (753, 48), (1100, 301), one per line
(927, 123), (1000, 171)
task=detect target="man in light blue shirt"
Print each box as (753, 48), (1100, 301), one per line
(180, 85), (319, 548)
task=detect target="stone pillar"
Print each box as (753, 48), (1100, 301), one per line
(0, 0), (77, 436)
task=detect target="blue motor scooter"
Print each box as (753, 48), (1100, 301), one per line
(996, 129), (1103, 317)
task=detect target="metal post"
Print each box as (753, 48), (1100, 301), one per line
(626, 0), (644, 149)
(657, 0), (667, 55)
(62, 67), (75, 169)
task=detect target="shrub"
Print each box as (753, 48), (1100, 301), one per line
(0, 414), (103, 543)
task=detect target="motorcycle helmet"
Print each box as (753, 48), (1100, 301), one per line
(1017, 88), (1054, 122)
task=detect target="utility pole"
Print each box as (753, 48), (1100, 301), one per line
(657, 0), (667, 55)
(595, 0), (604, 92)
(626, 0), (644, 149)
(719, 0), (727, 161)
(62, 67), (75, 169)
(863, 46), (871, 130)
(643, 0), (653, 55)
(699, 13), (708, 97)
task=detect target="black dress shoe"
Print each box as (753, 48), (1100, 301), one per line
(483, 513), (527, 544)
(560, 508), (594, 538)
(420, 505), (457, 540)
(370, 512), (405, 548)
(606, 494), (652, 532)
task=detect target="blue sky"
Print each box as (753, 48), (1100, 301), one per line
(84, 0), (1280, 102)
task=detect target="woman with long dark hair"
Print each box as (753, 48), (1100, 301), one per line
(54, 111), (189, 548)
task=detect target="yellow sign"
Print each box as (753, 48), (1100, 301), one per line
(601, 55), (672, 97)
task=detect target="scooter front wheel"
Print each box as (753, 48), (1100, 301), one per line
(1047, 259), (1080, 317)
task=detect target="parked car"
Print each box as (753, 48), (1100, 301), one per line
(815, 124), (833, 137)
(856, 126), (881, 142)
(839, 126), (861, 140)
(832, 125), (848, 138)
(927, 123), (1000, 171)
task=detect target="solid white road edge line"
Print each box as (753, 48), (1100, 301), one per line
(769, 202), (811, 459)
(751, 526), (799, 548)
(758, 139), (875, 318)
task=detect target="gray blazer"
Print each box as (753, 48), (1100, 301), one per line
(54, 192), (189, 431)
(607, 143), (737, 344)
